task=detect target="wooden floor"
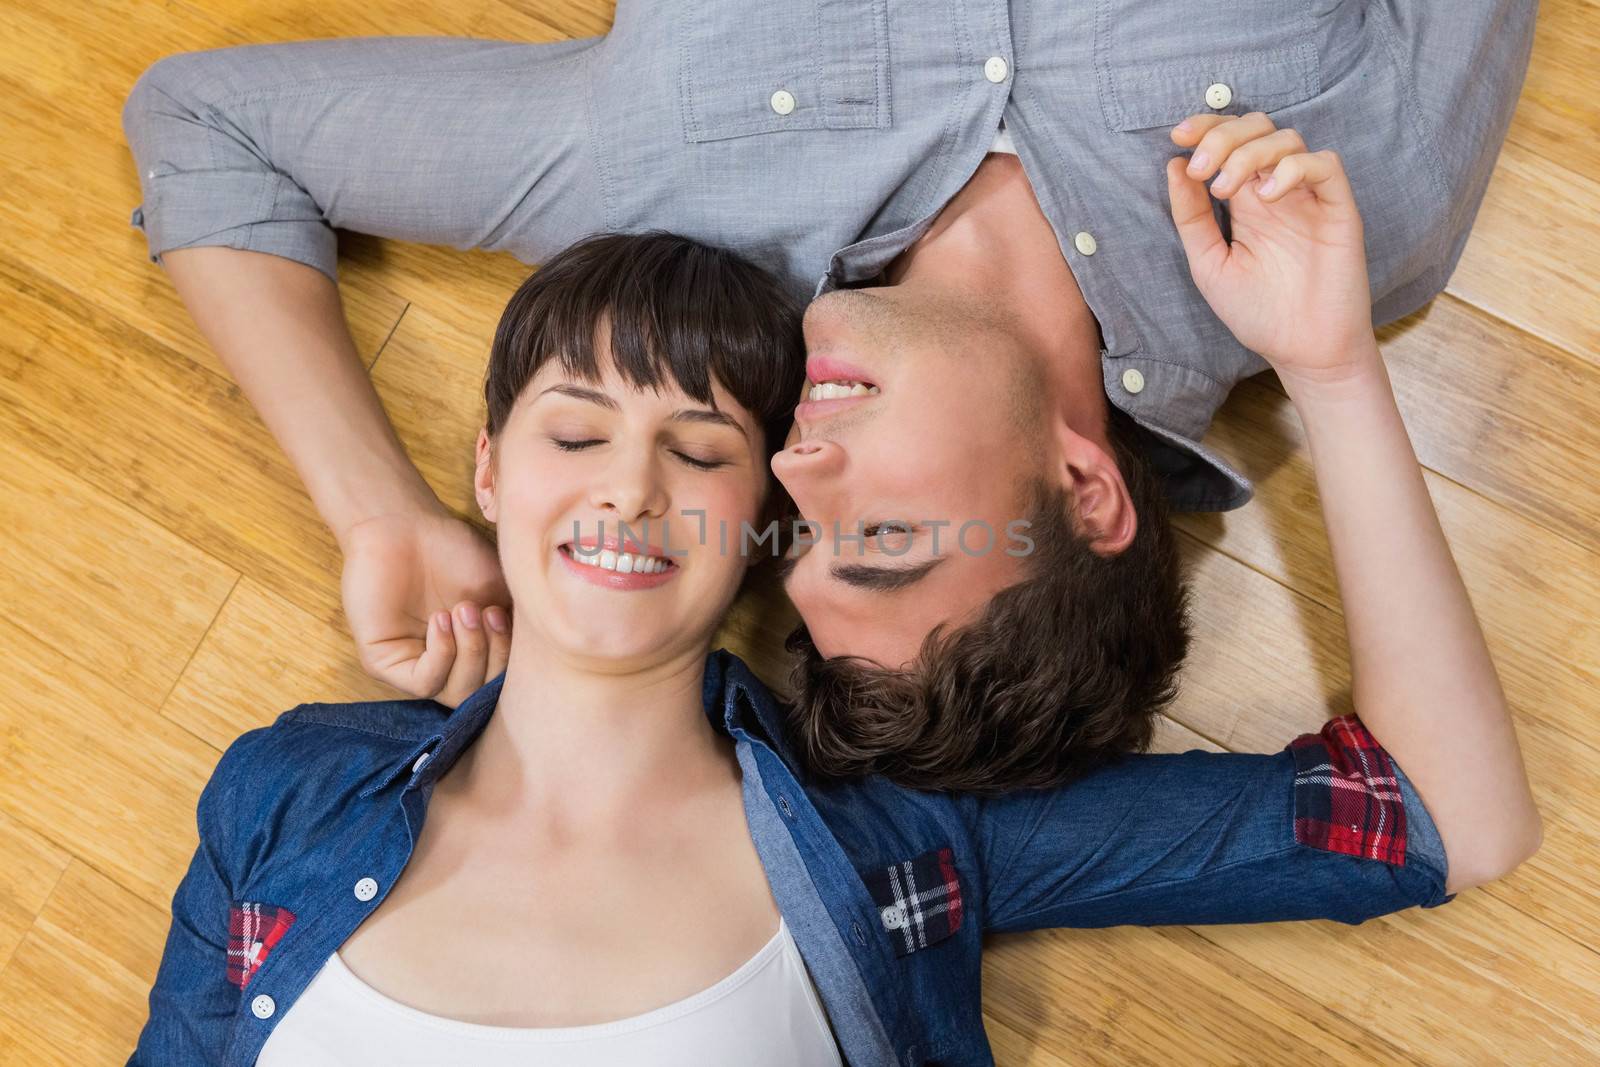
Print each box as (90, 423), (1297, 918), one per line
(2, 1), (1596, 1063)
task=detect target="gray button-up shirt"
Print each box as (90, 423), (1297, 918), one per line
(124, 0), (1537, 511)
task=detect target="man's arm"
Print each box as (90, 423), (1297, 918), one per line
(120, 36), (606, 703)
(1167, 113), (1542, 892)
(161, 248), (512, 705)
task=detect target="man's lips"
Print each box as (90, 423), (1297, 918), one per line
(805, 354), (878, 389)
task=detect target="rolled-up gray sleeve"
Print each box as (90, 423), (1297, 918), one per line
(121, 36), (609, 282)
(123, 49), (341, 279)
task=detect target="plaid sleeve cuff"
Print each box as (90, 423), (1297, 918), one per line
(1287, 715), (1411, 866)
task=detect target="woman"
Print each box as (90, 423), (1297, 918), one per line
(132, 132), (1526, 1064)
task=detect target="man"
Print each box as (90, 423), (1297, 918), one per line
(121, 0), (1536, 790)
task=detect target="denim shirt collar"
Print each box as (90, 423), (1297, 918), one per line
(358, 649), (801, 800)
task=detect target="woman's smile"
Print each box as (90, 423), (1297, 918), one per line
(557, 538), (681, 591)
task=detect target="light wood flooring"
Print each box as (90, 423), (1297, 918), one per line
(1, 0), (1596, 1062)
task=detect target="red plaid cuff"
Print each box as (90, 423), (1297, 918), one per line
(1288, 715), (1407, 865)
(864, 847), (965, 957)
(227, 902), (296, 989)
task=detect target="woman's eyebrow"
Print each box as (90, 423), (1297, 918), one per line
(537, 383), (619, 410)
(533, 386), (743, 437)
(671, 408), (747, 437)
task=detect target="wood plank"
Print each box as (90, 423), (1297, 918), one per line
(0, 620), (219, 910)
(0, 861), (171, 1066)
(1191, 889), (1600, 1063)
(0, 7), (409, 381)
(982, 924), (1414, 1066)
(1179, 378), (1600, 749)
(0, 437), (238, 708)
(0, 257), (347, 629)
(1375, 294), (1600, 556)
(0, 813), (69, 975)
(162, 579), (401, 752)
(1446, 139), (1600, 367)
(1506, 0), (1600, 178)
(0, 1015), (76, 1067)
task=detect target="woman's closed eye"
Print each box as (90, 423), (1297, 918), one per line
(549, 436), (730, 471)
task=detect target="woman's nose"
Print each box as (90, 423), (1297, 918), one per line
(589, 451), (669, 523)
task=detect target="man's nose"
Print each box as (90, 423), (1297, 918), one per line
(771, 439), (847, 505)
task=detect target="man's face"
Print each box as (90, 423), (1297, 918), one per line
(772, 285), (1047, 669)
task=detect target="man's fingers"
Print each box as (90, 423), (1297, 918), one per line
(1259, 150), (1355, 207)
(1169, 113), (1230, 148)
(1208, 127), (1307, 199)
(363, 610), (455, 698)
(1166, 156), (1227, 277)
(484, 605), (512, 682)
(437, 600), (490, 707)
(1182, 112), (1278, 182)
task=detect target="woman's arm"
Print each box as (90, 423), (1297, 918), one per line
(1166, 113), (1542, 892)
(128, 767), (242, 1064)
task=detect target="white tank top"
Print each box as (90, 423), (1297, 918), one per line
(256, 918), (842, 1066)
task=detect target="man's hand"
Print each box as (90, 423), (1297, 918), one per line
(340, 509), (513, 707)
(1167, 112), (1376, 388)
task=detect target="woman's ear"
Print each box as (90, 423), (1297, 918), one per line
(474, 428), (499, 524)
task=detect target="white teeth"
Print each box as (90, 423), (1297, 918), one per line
(807, 379), (880, 402)
(569, 546), (669, 574)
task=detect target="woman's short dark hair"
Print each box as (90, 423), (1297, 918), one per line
(784, 404), (1192, 795)
(484, 231), (805, 455)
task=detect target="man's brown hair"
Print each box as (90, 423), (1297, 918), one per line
(785, 405), (1191, 795)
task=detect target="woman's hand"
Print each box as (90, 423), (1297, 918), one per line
(340, 508), (513, 707)
(1167, 112), (1378, 389)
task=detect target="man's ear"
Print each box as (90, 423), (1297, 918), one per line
(474, 428), (498, 524)
(1054, 424), (1137, 557)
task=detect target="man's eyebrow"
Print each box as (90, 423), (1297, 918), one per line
(829, 558), (945, 591)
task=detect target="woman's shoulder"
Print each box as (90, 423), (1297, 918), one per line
(201, 696), (451, 835)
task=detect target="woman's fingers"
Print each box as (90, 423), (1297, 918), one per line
(1208, 127), (1307, 198)
(484, 605), (512, 682)
(1259, 149), (1356, 207)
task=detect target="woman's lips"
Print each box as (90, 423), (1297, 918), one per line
(556, 543), (680, 591)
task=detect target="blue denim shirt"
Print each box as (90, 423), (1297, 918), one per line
(129, 651), (1450, 1066)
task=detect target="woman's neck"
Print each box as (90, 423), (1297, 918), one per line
(442, 637), (737, 832)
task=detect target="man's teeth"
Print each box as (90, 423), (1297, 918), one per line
(807, 380), (880, 401)
(569, 547), (671, 574)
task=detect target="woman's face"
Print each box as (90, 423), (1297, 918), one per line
(475, 350), (770, 668)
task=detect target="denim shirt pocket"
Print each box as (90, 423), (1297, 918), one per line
(227, 901), (297, 990)
(678, 0), (890, 142)
(862, 848), (965, 959)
